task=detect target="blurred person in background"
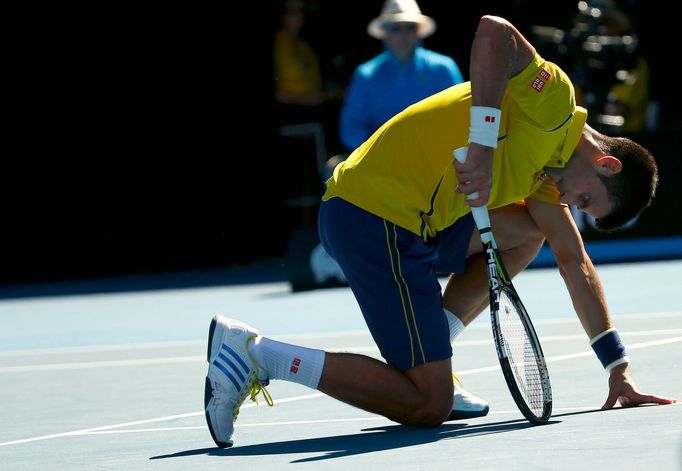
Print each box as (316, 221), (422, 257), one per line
(531, 0), (653, 134)
(273, 0), (342, 235)
(595, 0), (652, 133)
(310, 0), (479, 421)
(273, 0), (338, 124)
(336, 0), (464, 158)
(311, 0), (466, 287)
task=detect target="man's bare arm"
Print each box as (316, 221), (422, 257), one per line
(456, 16), (536, 206)
(526, 198), (677, 408)
(525, 199), (610, 337)
(469, 15), (536, 109)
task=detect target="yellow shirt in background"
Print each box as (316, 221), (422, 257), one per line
(274, 31), (322, 96)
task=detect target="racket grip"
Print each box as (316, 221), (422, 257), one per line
(453, 147), (492, 231)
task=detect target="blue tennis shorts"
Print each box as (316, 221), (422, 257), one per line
(318, 197), (474, 372)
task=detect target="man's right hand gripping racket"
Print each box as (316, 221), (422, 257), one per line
(454, 147), (552, 425)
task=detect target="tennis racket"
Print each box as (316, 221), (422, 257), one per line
(454, 147), (552, 424)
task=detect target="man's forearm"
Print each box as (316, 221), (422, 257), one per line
(556, 253), (613, 338)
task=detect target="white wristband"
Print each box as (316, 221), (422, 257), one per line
(605, 356), (630, 373)
(589, 327), (616, 346)
(590, 327), (629, 371)
(469, 106), (501, 149)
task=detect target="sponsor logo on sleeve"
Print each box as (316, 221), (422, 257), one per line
(531, 68), (551, 93)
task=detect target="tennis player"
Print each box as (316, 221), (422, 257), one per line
(203, 15), (677, 448)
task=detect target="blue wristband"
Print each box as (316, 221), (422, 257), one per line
(590, 329), (629, 371)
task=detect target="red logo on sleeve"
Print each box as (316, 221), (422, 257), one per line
(485, 115), (495, 123)
(290, 357), (301, 374)
(531, 78), (545, 92)
(539, 68), (551, 80)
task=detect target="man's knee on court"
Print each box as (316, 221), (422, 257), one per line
(398, 358), (455, 426)
(402, 389), (453, 427)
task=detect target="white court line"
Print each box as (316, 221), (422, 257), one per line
(6, 406), (612, 441)
(0, 411), (203, 447)
(0, 393), (325, 447)
(26, 404), (682, 437)
(1, 311), (679, 358)
(0, 356), (204, 373)
(457, 336), (682, 376)
(68, 407), (604, 435)
(2, 329), (681, 374)
(0, 340), (207, 357)
(349, 329), (682, 354)
(1, 336), (679, 447)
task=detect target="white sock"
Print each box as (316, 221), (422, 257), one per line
(248, 337), (325, 389)
(445, 308), (466, 343)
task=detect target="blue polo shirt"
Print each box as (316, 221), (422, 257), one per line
(340, 46), (464, 151)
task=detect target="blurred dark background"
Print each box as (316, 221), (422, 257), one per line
(2, 0), (679, 285)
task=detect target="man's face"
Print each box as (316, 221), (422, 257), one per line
(544, 162), (614, 219)
(383, 22), (420, 62)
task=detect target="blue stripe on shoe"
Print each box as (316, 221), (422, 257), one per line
(212, 360), (241, 391)
(217, 352), (246, 383)
(222, 344), (251, 376)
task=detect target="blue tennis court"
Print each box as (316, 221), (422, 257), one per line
(1, 260), (680, 470)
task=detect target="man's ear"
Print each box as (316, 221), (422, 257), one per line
(596, 155), (622, 175)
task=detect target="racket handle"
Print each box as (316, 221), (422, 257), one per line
(453, 147), (492, 232)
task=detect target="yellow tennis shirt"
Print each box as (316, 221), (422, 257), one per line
(323, 53), (588, 240)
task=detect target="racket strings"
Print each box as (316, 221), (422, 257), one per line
(498, 290), (545, 416)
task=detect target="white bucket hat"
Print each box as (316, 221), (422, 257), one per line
(367, 0), (436, 40)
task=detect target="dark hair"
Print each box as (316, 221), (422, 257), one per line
(595, 135), (658, 231)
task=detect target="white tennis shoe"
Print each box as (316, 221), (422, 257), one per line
(447, 373), (490, 420)
(204, 315), (272, 448)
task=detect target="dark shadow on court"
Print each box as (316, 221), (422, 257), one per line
(150, 418), (559, 462)
(551, 404), (662, 419)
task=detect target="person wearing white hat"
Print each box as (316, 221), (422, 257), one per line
(316, 0), (464, 293)
(339, 0), (463, 152)
(367, 0), (436, 43)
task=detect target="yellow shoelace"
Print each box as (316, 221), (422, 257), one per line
(249, 377), (274, 407)
(232, 371), (274, 419)
(452, 372), (465, 389)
